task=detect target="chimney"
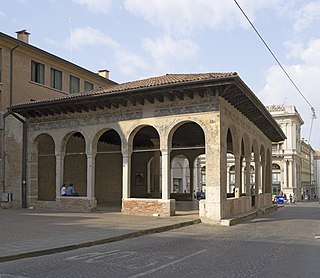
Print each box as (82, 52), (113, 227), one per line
(16, 29), (30, 43)
(98, 69), (109, 79)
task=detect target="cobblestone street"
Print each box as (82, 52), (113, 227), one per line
(0, 202), (319, 277)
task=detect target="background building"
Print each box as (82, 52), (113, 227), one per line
(314, 151), (320, 200)
(301, 140), (316, 200)
(0, 30), (116, 203)
(266, 105), (303, 199)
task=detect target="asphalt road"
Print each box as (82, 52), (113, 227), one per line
(0, 202), (319, 278)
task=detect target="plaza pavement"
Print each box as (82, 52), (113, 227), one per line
(1, 200), (311, 263)
(0, 201), (201, 262)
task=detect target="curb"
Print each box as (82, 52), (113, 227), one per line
(0, 218), (201, 263)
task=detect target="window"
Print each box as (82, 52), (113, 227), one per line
(51, 68), (62, 90)
(272, 173), (280, 183)
(69, 75), (80, 93)
(84, 81), (93, 92)
(31, 60), (45, 84)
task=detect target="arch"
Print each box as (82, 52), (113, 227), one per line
(241, 133), (251, 159)
(63, 131), (87, 196)
(130, 126), (161, 198)
(167, 120), (206, 150)
(35, 133), (56, 201)
(228, 163), (235, 196)
(92, 127), (123, 154)
(227, 128), (234, 154)
(172, 122), (205, 149)
(272, 163), (281, 170)
(226, 128), (236, 198)
(170, 121), (205, 201)
(95, 129), (123, 206)
(225, 125), (239, 156)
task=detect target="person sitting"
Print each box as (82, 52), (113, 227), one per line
(66, 183), (75, 196)
(60, 184), (67, 196)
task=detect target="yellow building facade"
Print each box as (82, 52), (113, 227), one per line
(0, 30), (116, 204)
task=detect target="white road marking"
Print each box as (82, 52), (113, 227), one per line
(128, 249), (207, 278)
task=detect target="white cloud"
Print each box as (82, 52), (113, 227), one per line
(259, 38), (320, 146)
(66, 26), (119, 50)
(0, 10), (5, 17)
(293, 1), (320, 32)
(300, 39), (320, 66)
(114, 50), (148, 77)
(124, 0), (288, 34)
(285, 38), (320, 65)
(143, 35), (199, 72)
(72, 0), (112, 14)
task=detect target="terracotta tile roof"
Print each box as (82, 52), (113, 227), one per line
(11, 72), (237, 107)
(94, 72), (238, 94)
(9, 71), (286, 142)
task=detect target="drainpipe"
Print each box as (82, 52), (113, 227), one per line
(10, 43), (20, 106)
(1, 111), (9, 194)
(7, 109), (27, 208)
(1, 43), (20, 197)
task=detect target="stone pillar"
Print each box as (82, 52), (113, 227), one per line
(200, 134), (222, 221)
(283, 159), (288, 190)
(261, 162), (265, 194)
(234, 154), (241, 198)
(55, 153), (64, 198)
(161, 149), (170, 200)
(254, 160), (260, 205)
(122, 152), (131, 199)
(189, 160), (194, 195)
(292, 161), (296, 190)
(86, 153), (96, 205)
(245, 159), (251, 196)
(288, 159), (293, 189)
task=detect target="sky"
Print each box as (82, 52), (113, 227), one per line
(1, 0), (320, 149)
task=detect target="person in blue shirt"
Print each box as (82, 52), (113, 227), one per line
(66, 183), (75, 196)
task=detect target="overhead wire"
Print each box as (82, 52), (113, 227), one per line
(233, 0), (317, 142)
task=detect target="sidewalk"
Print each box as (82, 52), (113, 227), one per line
(0, 203), (200, 263)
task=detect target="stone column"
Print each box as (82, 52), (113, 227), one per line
(234, 154), (241, 198)
(292, 161), (296, 190)
(245, 159), (251, 196)
(86, 153), (96, 205)
(200, 132), (223, 221)
(261, 162), (265, 194)
(283, 159), (288, 190)
(288, 159), (293, 189)
(122, 152), (131, 199)
(55, 153), (64, 198)
(189, 160), (194, 195)
(161, 149), (170, 200)
(254, 160), (260, 199)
